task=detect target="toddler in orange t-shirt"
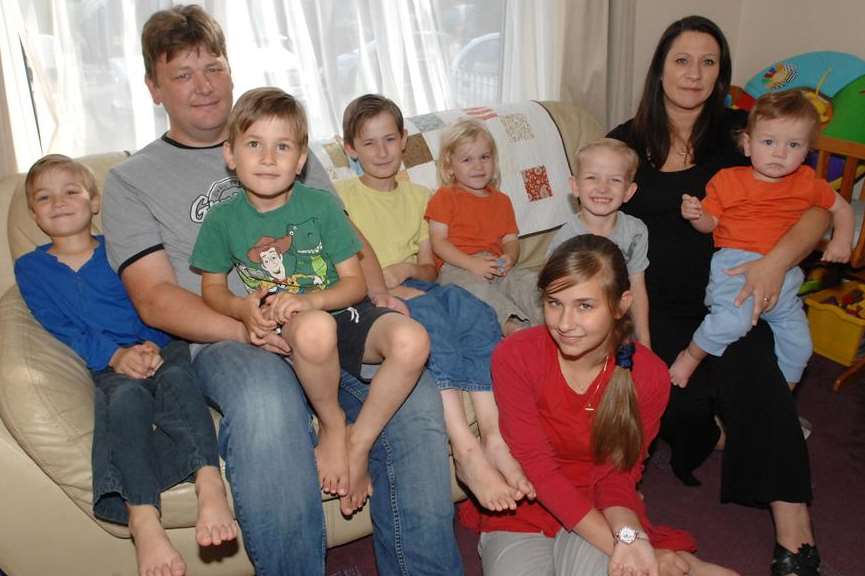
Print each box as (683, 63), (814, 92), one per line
(671, 89), (853, 388)
(426, 118), (541, 336)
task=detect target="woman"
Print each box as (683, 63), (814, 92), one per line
(609, 15), (823, 576)
(460, 235), (735, 576)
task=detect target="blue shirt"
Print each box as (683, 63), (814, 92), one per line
(14, 236), (169, 370)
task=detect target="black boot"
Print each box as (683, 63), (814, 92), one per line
(771, 543), (821, 576)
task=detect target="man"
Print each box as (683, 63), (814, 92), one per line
(102, 5), (462, 575)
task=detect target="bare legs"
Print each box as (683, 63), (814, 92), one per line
(129, 466), (237, 576)
(341, 314), (428, 515)
(442, 388), (534, 511)
(283, 310), (349, 496)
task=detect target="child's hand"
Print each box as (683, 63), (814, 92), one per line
(469, 254), (501, 280)
(239, 291), (278, 345)
(821, 238), (852, 263)
(382, 263), (412, 289)
(109, 346), (157, 379)
(497, 254), (515, 276)
(262, 292), (314, 324)
(138, 341), (164, 374)
(681, 194), (703, 221)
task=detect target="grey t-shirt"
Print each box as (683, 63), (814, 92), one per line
(102, 135), (336, 296)
(546, 211), (649, 275)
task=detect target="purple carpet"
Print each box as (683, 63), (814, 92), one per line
(326, 354), (864, 576)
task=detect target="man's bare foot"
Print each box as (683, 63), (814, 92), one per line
(315, 420), (349, 496)
(194, 466), (238, 547)
(483, 435), (535, 500)
(340, 426), (373, 516)
(677, 551), (741, 576)
(128, 505), (187, 576)
(454, 443), (520, 512)
(669, 349), (699, 388)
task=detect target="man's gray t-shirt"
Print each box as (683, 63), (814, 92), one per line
(102, 135), (336, 296)
(546, 211), (649, 275)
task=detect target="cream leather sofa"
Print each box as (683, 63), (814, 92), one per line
(0, 101), (600, 576)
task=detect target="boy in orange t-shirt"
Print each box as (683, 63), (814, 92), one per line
(670, 89), (853, 388)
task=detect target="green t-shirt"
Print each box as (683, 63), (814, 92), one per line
(191, 182), (362, 295)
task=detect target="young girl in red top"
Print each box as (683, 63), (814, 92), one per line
(460, 235), (737, 576)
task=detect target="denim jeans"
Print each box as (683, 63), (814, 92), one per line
(193, 340), (463, 576)
(405, 279), (500, 392)
(91, 340), (217, 524)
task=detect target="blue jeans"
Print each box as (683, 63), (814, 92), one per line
(193, 341), (463, 576)
(694, 248), (812, 382)
(405, 279), (500, 392)
(91, 340), (217, 524)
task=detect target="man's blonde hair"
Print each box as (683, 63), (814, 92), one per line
(25, 154), (98, 209)
(574, 138), (640, 182)
(437, 118), (500, 188)
(226, 87), (308, 149)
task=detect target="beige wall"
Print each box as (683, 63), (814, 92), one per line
(628, 0), (865, 118)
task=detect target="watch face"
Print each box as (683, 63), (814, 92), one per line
(618, 526), (637, 544)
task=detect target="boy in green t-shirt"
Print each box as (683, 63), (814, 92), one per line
(335, 94), (535, 512)
(191, 87), (429, 515)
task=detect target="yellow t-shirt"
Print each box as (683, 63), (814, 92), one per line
(335, 177), (431, 268)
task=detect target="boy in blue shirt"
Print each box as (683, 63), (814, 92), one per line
(15, 154), (236, 576)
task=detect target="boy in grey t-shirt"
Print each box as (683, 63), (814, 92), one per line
(546, 138), (651, 347)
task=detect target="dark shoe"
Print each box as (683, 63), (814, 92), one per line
(771, 543), (821, 576)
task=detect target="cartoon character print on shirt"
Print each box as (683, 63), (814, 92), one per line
(235, 217), (329, 295)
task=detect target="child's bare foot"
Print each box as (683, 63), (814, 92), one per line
(669, 349), (699, 388)
(502, 317), (528, 338)
(194, 466), (238, 547)
(454, 443), (520, 511)
(677, 551), (741, 576)
(483, 435), (535, 500)
(315, 420), (349, 496)
(128, 505), (187, 576)
(340, 425), (373, 516)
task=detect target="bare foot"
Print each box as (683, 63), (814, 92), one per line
(502, 318), (528, 338)
(454, 443), (520, 512)
(340, 426), (373, 516)
(677, 551), (741, 576)
(194, 466), (238, 547)
(128, 505), (187, 576)
(315, 420), (349, 496)
(669, 349), (699, 388)
(483, 435), (535, 500)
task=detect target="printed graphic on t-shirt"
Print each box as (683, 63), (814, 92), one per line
(235, 217), (329, 294)
(190, 176), (243, 223)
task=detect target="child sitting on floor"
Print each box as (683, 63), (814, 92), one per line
(15, 154), (237, 576)
(335, 94), (534, 511)
(671, 89), (854, 388)
(546, 138), (652, 348)
(426, 118), (541, 337)
(190, 87), (429, 515)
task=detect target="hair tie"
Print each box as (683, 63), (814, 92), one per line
(615, 343), (635, 370)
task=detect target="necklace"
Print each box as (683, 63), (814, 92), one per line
(584, 354), (610, 412)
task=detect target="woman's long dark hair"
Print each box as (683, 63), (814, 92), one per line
(538, 235), (642, 469)
(632, 15), (732, 168)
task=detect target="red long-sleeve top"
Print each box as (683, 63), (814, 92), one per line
(459, 326), (696, 551)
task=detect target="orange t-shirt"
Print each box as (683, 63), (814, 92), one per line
(702, 165), (835, 255)
(424, 184), (519, 269)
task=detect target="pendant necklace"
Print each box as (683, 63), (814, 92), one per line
(584, 355), (610, 412)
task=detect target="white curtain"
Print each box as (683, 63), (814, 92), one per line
(0, 0), (635, 177)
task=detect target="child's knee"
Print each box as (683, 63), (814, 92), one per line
(288, 310), (337, 360)
(385, 318), (430, 366)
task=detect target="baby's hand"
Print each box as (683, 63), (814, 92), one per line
(240, 290), (278, 345)
(469, 254), (501, 280)
(681, 194), (703, 221)
(110, 346), (156, 379)
(263, 292), (314, 324)
(821, 238), (852, 263)
(497, 255), (515, 276)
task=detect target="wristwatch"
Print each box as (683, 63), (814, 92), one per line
(614, 526), (649, 544)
